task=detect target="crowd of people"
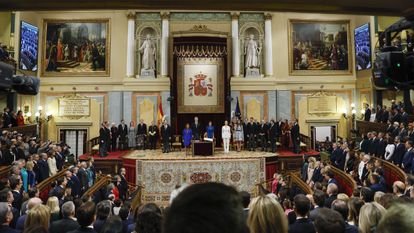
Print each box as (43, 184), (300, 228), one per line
(98, 116), (302, 156)
(1, 108), (25, 129)
(363, 101), (411, 125)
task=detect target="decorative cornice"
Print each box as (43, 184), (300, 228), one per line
(264, 13), (272, 21)
(160, 11), (170, 20)
(231, 12), (240, 20)
(127, 11), (136, 20)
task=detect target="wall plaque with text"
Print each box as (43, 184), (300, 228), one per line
(308, 96), (337, 114)
(58, 98), (91, 116)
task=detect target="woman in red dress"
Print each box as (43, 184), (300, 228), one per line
(16, 110), (25, 126)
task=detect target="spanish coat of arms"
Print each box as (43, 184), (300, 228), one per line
(188, 72), (213, 97)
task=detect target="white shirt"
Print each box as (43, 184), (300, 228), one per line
(222, 125), (231, 139)
(358, 161), (366, 180)
(385, 144), (395, 161)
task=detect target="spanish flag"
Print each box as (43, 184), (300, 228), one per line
(157, 99), (164, 126)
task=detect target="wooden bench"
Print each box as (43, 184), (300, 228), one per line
(377, 158), (407, 191)
(329, 165), (357, 197)
(289, 172), (313, 195)
(82, 174), (112, 199)
(37, 168), (69, 202)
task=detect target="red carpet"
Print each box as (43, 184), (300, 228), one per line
(79, 149), (320, 161)
(79, 150), (130, 161)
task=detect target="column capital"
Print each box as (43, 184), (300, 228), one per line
(231, 12), (240, 20)
(161, 11), (170, 20)
(126, 11), (136, 20)
(264, 13), (272, 21)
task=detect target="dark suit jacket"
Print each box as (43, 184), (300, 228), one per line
(119, 175), (128, 200)
(12, 190), (22, 211)
(392, 113), (402, 123)
(382, 110), (389, 123)
(393, 143), (406, 166)
(364, 108), (371, 121)
(137, 123), (147, 135)
(161, 125), (171, 142)
(67, 227), (97, 233)
(269, 124), (276, 141)
(370, 138), (379, 155)
(93, 219), (106, 233)
(148, 125), (158, 138)
(324, 194), (338, 208)
(360, 139), (370, 154)
(402, 148), (414, 172)
(376, 139), (387, 158)
(291, 123), (300, 141)
(191, 123), (203, 140)
(99, 127), (110, 144)
(401, 112), (409, 125)
(288, 218), (316, 233)
(49, 218), (80, 233)
(118, 124), (128, 139)
(71, 175), (81, 197)
(0, 225), (19, 233)
(78, 168), (89, 191)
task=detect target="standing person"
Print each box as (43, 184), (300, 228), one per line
(118, 168), (128, 201)
(78, 162), (89, 194)
(259, 119), (269, 151)
(402, 140), (414, 173)
(148, 121), (158, 150)
(233, 120), (244, 152)
(128, 121), (136, 149)
(364, 103), (371, 122)
(161, 120), (171, 153)
(117, 120), (128, 151)
(205, 121), (215, 140)
(182, 123), (193, 156)
(110, 123), (118, 152)
(222, 120), (231, 154)
(291, 119), (300, 154)
(136, 119), (147, 150)
(37, 153), (49, 183)
(99, 122), (110, 157)
(247, 118), (256, 151)
(47, 153), (58, 176)
(269, 120), (277, 153)
(191, 117), (203, 140)
(16, 110), (25, 126)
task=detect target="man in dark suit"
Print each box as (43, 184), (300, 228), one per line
(246, 118), (255, 151)
(401, 107), (409, 126)
(392, 108), (402, 123)
(110, 123), (118, 152)
(398, 123), (408, 139)
(309, 190), (325, 221)
(55, 144), (65, 171)
(407, 123), (414, 142)
(118, 168), (128, 200)
(375, 105), (383, 123)
(364, 104), (371, 121)
(381, 106), (389, 123)
(370, 132), (379, 156)
(324, 183), (338, 208)
(136, 119), (147, 150)
(393, 136), (406, 166)
(2, 107), (12, 128)
(67, 201), (96, 233)
(191, 117), (203, 140)
(160, 120), (171, 153)
(330, 143), (341, 168)
(78, 162), (89, 194)
(50, 201), (79, 233)
(243, 118), (249, 144)
(10, 176), (22, 211)
(51, 177), (66, 197)
(288, 194), (315, 233)
(402, 141), (414, 173)
(99, 122), (110, 157)
(269, 120), (277, 153)
(291, 119), (300, 154)
(117, 120), (128, 151)
(259, 120), (269, 151)
(37, 153), (50, 183)
(376, 133), (387, 158)
(148, 121), (158, 150)
(70, 167), (81, 198)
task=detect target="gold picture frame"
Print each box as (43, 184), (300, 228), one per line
(288, 19), (352, 76)
(41, 19), (111, 77)
(177, 58), (225, 113)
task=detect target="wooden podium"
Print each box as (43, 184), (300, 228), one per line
(192, 140), (214, 156)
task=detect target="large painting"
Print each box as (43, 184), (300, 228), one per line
(42, 19), (110, 76)
(289, 20), (352, 75)
(177, 58), (224, 113)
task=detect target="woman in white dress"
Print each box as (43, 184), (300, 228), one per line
(128, 121), (136, 149)
(222, 120), (231, 154)
(306, 157), (316, 185)
(384, 137), (395, 161)
(47, 153), (58, 176)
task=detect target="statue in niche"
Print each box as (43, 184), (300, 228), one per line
(244, 34), (261, 77)
(139, 34), (156, 77)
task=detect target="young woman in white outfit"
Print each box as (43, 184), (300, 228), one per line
(222, 120), (231, 153)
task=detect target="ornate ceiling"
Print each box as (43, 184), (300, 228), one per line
(0, 0), (413, 16)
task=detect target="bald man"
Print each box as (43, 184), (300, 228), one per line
(393, 181), (406, 197)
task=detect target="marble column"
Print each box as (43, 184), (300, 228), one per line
(161, 12), (170, 77)
(126, 12), (136, 78)
(264, 13), (273, 77)
(231, 12), (240, 77)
